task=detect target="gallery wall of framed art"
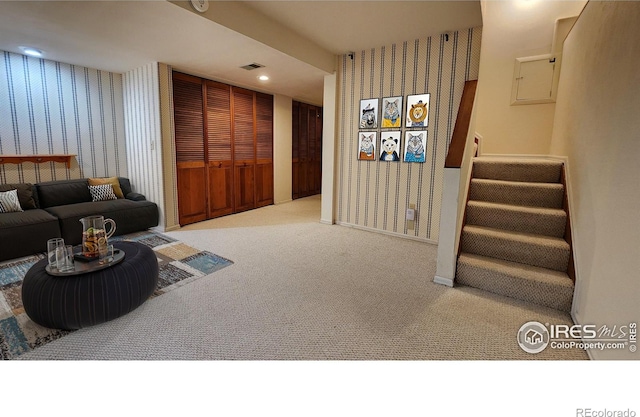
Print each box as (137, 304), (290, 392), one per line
(357, 93), (431, 164)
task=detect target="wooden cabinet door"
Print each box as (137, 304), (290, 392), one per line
(173, 73), (207, 226)
(255, 92), (273, 207)
(206, 81), (234, 218)
(232, 87), (256, 212)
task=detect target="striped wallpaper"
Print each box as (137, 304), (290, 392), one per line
(122, 62), (167, 230)
(336, 27), (482, 242)
(0, 50), (127, 184)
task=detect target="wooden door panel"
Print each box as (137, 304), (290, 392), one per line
(292, 161), (300, 200)
(208, 162), (233, 218)
(177, 162), (207, 225)
(235, 164), (255, 212)
(256, 162), (273, 208)
(313, 160), (322, 194)
(173, 72), (206, 225)
(299, 161), (309, 196)
(205, 81), (233, 218)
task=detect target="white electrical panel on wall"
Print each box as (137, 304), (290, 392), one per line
(510, 54), (560, 105)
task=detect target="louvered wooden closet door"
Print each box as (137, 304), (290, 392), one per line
(307, 105), (318, 197)
(206, 81), (234, 218)
(292, 101), (300, 199)
(297, 102), (310, 197)
(313, 107), (323, 194)
(255, 92), (273, 208)
(173, 73), (207, 226)
(232, 87), (256, 213)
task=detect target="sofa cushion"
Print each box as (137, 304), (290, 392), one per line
(88, 184), (118, 202)
(118, 177), (133, 197)
(36, 179), (92, 208)
(0, 189), (23, 213)
(88, 177), (124, 199)
(45, 199), (159, 245)
(0, 183), (37, 210)
(0, 208), (57, 228)
(0, 209), (61, 261)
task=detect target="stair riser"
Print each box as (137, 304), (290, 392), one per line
(469, 180), (564, 209)
(461, 231), (569, 272)
(473, 160), (562, 183)
(456, 260), (573, 312)
(465, 204), (566, 238)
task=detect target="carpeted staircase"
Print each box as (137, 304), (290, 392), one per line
(456, 157), (574, 312)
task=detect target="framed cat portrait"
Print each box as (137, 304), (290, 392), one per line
(357, 131), (377, 161)
(379, 131), (401, 162)
(404, 131), (427, 163)
(405, 94), (430, 128)
(359, 98), (379, 129)
(381, 96), (403, 128)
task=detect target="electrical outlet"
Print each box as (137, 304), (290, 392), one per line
(406, 208), (415, 221)
(407, 203), (416, 230)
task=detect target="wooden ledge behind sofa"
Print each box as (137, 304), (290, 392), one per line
(0, 155), (75, 168)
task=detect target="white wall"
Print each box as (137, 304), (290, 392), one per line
(274, 94), (293, 204)
(550, 1), (640, 360)
(475, 0), (586, 155)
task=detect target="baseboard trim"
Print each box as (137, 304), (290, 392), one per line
(159, 224), (181, 232)
(320, 219), (334, 225)
(434, 275), (454, 287)
(275, 198), (293, 205)
(335, 221), (437, 245)
(572, 310), (596, 360)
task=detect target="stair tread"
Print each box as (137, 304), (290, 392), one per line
(463, 225), (569, 249)
(473, 157), (563, 165)
(470, 178), (564, 189)
(472, 158), (563, 183)
(468, 178), (564, 209)
(466, 200), (566, 216)
(458, 252), (573, 287)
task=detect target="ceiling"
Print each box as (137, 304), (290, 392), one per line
(0, 1), (482, 105)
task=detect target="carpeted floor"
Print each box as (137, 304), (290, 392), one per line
(0, 231), (233, 360)
(6, 195), (589, 360)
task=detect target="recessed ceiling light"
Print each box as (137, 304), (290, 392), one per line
(258, 75), (269, 81)
(20, 47), (43, 58)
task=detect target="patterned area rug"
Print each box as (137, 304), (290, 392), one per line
(0, 231), (233, 360)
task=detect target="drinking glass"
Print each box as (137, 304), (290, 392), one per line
(47, 238), (65, 271)
(56, 245), (75, 273)
(99, 244), (114, 265)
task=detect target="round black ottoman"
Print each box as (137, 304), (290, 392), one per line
(22, 241), (159, 330)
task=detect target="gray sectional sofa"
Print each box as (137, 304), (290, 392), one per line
(0, 177), (159, 262)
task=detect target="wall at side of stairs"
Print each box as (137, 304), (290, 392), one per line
(474, 0), (586, 155)
(550, 1), (640, 360)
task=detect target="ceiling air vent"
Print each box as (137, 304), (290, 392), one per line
(240, 63), (265, 71)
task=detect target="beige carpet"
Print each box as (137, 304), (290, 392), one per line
(17, 195), (587, 360)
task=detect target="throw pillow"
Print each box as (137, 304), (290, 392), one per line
(88, 184), (118, 202)
(0, 189), (24, 213)
(0, 183), (37, 209)
(88, 177), (124, 199)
